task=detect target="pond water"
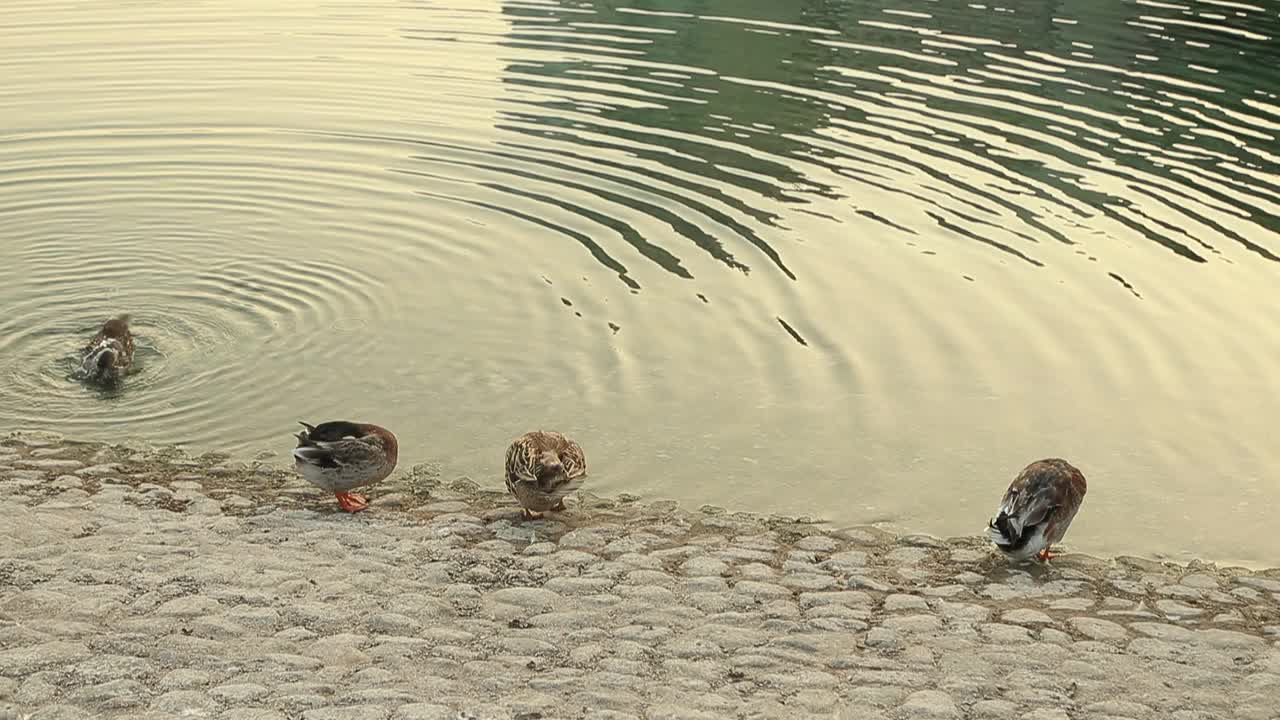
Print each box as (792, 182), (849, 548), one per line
(2, 0), (1278, 565)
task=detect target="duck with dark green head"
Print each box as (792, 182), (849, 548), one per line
(292, 420), (399, 512)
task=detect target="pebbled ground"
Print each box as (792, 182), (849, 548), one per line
(1, 431), (1278, 720)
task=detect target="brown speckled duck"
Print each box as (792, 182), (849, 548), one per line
(504, 430), (587, 520)
(81, 314), (134, 382)
(292, 421), (398, 512)
(987, 458), (1088, 562)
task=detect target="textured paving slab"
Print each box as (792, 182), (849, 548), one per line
(2, 431), (1279, 719)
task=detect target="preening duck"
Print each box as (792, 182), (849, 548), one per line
(987, 458), (1088, 562)
(292, 420), (398, 512)
(504, 430), (587, 520)
(81, 314), (134, 382)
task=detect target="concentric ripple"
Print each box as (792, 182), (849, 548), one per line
(1, 0), (1278, 564)
(0, 234), (387, 451)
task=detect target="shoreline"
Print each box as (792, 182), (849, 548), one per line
(5, 428), (1276, 577)
(3, 428), (1279, 719)
(7, 427), (1264, 570)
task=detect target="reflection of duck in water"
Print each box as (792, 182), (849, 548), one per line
(987, 458), (1088, 563)
(80, 314), (135, 383)
(292, 421), (398, 512)
(505, 430), (587, 520)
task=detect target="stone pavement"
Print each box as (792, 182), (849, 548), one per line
(1, 431), (1278, 719)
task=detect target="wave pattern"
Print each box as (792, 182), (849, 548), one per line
(1, 0), (1278, 563)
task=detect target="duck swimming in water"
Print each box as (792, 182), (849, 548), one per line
(505, 430), (587, 520)
(292, 421), (398, 512)
(80, 314), (134, 383)
(987, 458), (1088, 563)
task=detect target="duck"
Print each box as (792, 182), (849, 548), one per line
(292, 421), (398, 512)
(504, 430), (587, 520)
(80, 314), (134, 382)
(987, 458), (1088, 562)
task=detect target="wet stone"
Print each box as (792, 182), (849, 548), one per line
(681, 557), (729, 577)
(882, 614), (942, 634)
(0, 641), (91, 675)
(865, 627), (901, 649)
(394, 705), (454, 720)
(1156, 599), (1205, 618)
(1002, 608), (1052, 626)
(884, 547), (930, 565)
(780, 573), (838, 591)
(971, 700), (1018, 718)
(1069, 617), (1129, 642)
(846, 576), (893, 593)
(948, 548), (987, 563)
(1158, 584), (1203, 600)
(71, 679), (147, 708)
(158, 669), (211, 689)
(302, 707), (394, 720)
(899, 689), (958, 718)
(980, 623), (1032, 644)
(793, 535), (839, 553)
(366, 612), (420, 634)
(211, 683), (271, 703)
(558, 528), (613, 551)
(717, 547), (775, 564)
(150, 689), (216, 713)
(1022, 711), (1070, 720)
(18, 459), (83, 471)
(155, 596), (221, 616)
(738, 563), (777, 578)
(1235, 577), (1280, 593)
(1232, 587), (1264, 602)
(223, 708), (289, 720)
(884, 594), (928, 612)
(490, 587), (562, 612)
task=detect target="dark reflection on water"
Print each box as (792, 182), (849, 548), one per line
(492, 0), (1280, 279)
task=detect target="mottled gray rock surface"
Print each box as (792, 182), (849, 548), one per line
(2, 432), (1278, 719)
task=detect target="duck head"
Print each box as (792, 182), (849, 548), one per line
(535, 450), (567, 490)
(82, 339), (125, 381)
(99, 314), (131, 340)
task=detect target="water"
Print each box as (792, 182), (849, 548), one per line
(2, 0), (1278, 566)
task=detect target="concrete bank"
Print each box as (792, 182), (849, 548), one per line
(1, 430), (1278, 720)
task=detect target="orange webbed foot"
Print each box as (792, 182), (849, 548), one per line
(335, 492), (369, 512)
(1037, 548), (1056, 562)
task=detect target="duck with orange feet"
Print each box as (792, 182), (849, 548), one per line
(986, 458), (1088, 563)
(292, 420), (398, 512)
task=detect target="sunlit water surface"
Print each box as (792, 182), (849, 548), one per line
(2, 0), (1279, 565)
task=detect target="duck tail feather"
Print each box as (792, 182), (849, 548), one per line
(988, 512), (1017, 546)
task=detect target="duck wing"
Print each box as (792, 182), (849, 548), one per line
(559, 437), (588, 479)
(293, 436), (384, 469)
(505, 434), (542, 484)
(992, 480), (1057, 542)
(293, 421), (382, 469)
(989, 458), (1083, 546)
